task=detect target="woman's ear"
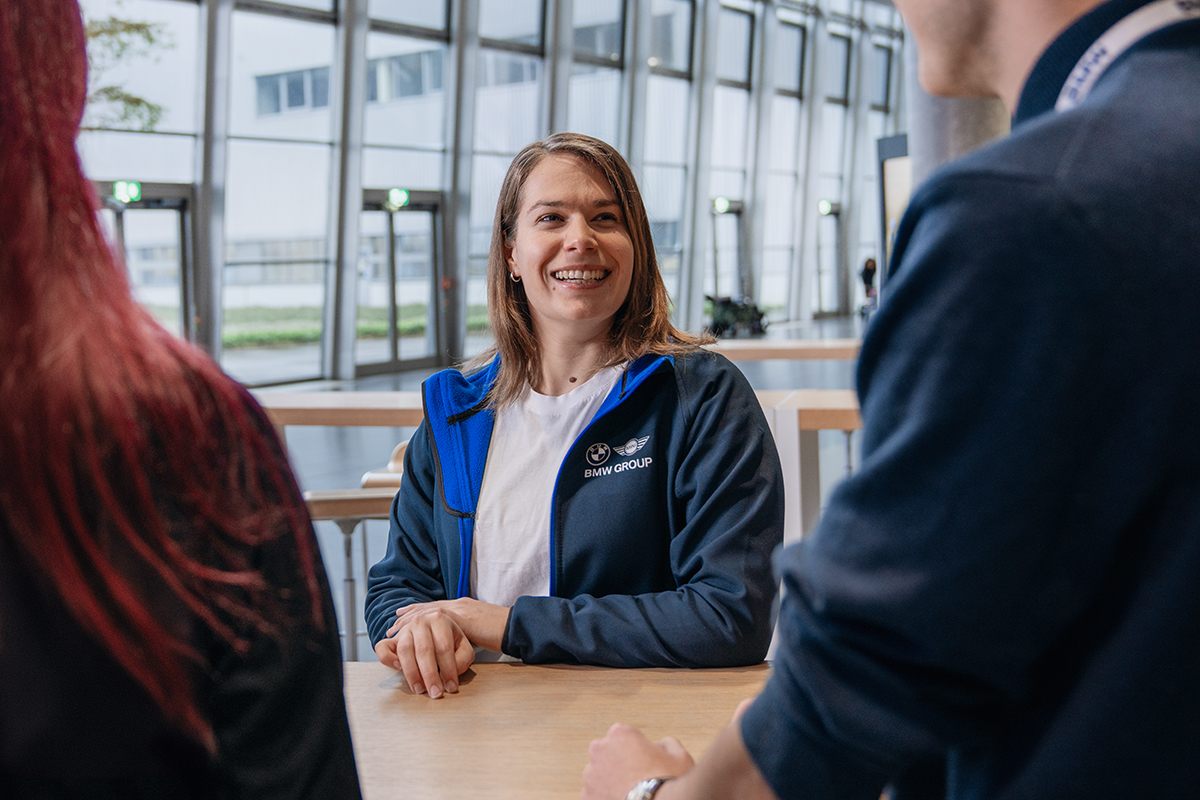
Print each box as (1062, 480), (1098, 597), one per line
(504, 239), (516, 269)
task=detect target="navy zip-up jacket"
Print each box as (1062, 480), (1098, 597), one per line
(741, 1), (1200, 797)
(365, 349), (784, 667)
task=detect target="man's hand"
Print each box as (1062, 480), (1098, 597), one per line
(581, 723), (695, 800)
(374, 607), (475, 698)
(388, 597), (510, 653)
(581, 699), (778, 800)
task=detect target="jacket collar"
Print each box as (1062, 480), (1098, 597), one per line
(423, 351), (673, 421)
(1014, 0), (1159, 125)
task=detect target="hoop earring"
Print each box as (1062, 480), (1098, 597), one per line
(509, 272), (521, 283)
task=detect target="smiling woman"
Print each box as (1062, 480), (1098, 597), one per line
(365, 133), (785, 700)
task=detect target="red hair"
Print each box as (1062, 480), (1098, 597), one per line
(0, 0), (324, 750)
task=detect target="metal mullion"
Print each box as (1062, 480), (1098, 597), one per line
(546, 0), (571, 134)
(193, 0), (232, 360)
(623, 0), (649, 163)
(649, 66), (691, 81)
(791, 2), (826, 321)
(679, 0), (719, 332)
(368, 18), (452, 43)
(744, 2), (773, 309)
(478, 37), (543, 57)
(233, 0), (336, 24)
(428, 204), (446, 361)
(443, 0), (480, 362)
(324, 0), (368, 380)
(224, 258), (330, 266)
(573, 52), (624, 69)
(837, 19), (872, 317)
(179, 201), (196, 342)
(387, 211), (399, 363)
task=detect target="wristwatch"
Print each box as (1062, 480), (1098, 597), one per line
(624, 777), (673, 800)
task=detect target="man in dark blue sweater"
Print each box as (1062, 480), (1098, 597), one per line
(583, 1), (1200, 798)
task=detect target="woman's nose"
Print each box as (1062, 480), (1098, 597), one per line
(564, 216), (598, 250)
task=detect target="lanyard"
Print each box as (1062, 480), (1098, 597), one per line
(1056, 0), (1200, 110)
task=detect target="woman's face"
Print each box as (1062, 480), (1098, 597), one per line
(505, 154), (635, 344)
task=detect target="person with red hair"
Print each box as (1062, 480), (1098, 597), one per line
(0, 1), (361, 796)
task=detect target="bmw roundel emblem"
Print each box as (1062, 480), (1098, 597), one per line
(586, 442), (611, 466)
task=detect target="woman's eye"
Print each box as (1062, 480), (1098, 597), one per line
(536, 214), (562, 223)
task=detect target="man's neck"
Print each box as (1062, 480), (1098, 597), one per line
(987, 0), (1111, 111)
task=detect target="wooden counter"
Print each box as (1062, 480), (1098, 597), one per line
(706, 338), (861, 361)
(344, 660), (770, 800)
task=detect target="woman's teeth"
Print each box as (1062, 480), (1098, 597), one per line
(553, 269), (606, 282)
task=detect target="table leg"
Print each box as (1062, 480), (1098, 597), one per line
(335, 518), (361, 661)
(798, 430), (822, 538)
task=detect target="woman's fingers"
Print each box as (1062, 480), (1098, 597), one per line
(391, 610), (468, 698)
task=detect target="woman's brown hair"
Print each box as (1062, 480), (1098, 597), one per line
(467, 132), (710, 407)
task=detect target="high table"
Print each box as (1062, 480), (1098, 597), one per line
(257, 389), (861, 653)
(706, 337), (861, 361)
(343, 660), (770, 800)
(252, 390), (424, 448)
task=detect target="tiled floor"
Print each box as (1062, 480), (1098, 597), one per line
(259, 315), (867, 659)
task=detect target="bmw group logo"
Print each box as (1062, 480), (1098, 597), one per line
(586, 442), (611, 466)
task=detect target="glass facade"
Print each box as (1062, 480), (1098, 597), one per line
(80, 0), (906, 385)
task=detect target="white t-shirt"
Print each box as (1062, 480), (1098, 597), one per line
(470, 365), (623, 609)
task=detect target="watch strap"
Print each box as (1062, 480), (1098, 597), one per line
(624, 777), (673, 800)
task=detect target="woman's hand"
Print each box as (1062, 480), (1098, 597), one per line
(581, 724), (695, 800)
(375, 607), (476, 698)
(389, 597), (511, 653)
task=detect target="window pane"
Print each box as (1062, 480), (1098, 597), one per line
(78, 129), (195, 182)
(711, 86), (749, 171)
(769, 95), (800, 173)
(260, 0), (332, 10)
(574, 0), (624, 63)
(825, 34), (851, 102)
(369, 0), (448, 30)
(222, 139), (332, 385)
(648, 0), (692, 73)
(122, 208), (185, 337)
(765, 174), (796, 248)
(365, 34), (447, 149)
(474, 50), (543, 152)
(775, 22), (804, 93)
(568, 64), (621, 146)
(641, 164), (686, 296)
(257, 76), (282, 115)
(229, 12), (335, 142)
(311, 66), (329, 108)
(872, 45), (892, 109)
(469, 154), (511, 258)
(715, 8), (752, 84)
(79, 0), (200, 133)
(760, 248), (792, 320)
(286, 72), (306, 108)
(644, 75), (689, 165)
(819, 103), (847, 171)
(362, 147), (443, 190)
(479, 0), (543, 46)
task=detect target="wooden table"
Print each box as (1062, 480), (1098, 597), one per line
(707, 338), (861, 361)
(252, 390), (424, 447)
(256, 387), (861, 545)
(344, 660), (770, 800)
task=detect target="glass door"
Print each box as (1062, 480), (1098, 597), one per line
(357, 189), (442, 374)
(95, 181), (193, 339)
